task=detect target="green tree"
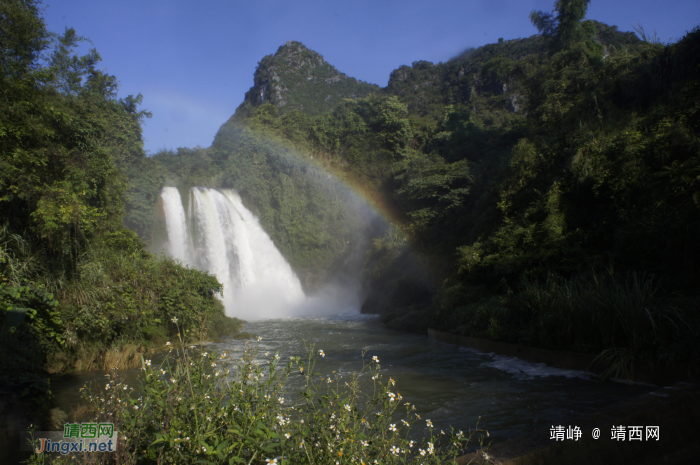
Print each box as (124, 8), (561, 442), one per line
(530, 0), (591, 52)
(0, 0), (50, 83)
(46, 26), (100, 95)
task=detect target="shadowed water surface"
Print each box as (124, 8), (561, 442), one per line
(208, 314), (652, 444)
(52, 314), (652, 446)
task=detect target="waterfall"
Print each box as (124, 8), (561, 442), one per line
(160, 187), (305, 319)
(160, 187), (190, 263)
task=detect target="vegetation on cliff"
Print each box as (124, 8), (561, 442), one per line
(236, 40), (380, 117)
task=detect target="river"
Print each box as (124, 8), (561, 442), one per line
(52, 312), (652, 447)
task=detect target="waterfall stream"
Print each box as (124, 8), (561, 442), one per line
(160, 187), (190, 263)
(160, 187), (306, 319)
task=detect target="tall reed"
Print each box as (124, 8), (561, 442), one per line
(513, 267), (698, 376)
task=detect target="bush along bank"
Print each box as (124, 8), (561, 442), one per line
(1, 225), (247, 428)
(24, 332), (487, 464)
(365, 248), (700, 382)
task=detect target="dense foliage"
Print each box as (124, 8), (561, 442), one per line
(379, 5), (700, 371)
(0, 0), (241, 415)
(143, 0), (700, 374)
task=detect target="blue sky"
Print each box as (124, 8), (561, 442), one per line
(41, 0), (700, 154)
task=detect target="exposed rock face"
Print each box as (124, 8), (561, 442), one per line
(509, 92), (522, 113)
(238, 41), (379, 116)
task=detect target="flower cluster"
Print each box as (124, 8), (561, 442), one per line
(37, 339), (486, 464)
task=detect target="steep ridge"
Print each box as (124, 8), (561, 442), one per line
(235, 41), (380, 117)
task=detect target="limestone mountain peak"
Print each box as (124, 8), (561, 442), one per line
(236, 41), (379, 117)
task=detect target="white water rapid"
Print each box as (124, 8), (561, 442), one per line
(159, 187), (306, 319)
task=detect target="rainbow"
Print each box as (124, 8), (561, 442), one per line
(218, 120), (407, 229)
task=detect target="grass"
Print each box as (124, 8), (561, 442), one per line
(74, 343), (145, 371)
(61, 318), (251, 372)
(516, 268), (698, 365)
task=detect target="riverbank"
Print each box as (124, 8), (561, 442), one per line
(0, 318), (252, 464)
(368, 260), (700, 386)
(55, 321), (254, 373)
(427, 329), (700, 386)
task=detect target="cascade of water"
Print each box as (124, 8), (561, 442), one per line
(160, 187), (306, 319)
(160, 187), (190, 263)
(221, 189), (305, 301)
(190, 188), (233, 291)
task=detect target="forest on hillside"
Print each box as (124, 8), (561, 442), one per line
(138, 2), (700, 379)
(1, 0), (699, 439)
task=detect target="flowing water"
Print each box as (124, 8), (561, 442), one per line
(53, 314), (652, 446)
(160, 187), (306, 320)
(51, 187), (653, 447)
(208, 315), (652, 444)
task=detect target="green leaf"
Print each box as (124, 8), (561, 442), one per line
(263, 443), (279, 453)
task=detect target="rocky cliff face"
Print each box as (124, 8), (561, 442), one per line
(237, 41), (379, 117)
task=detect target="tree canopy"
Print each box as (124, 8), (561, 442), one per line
(530, 0), (591, 52)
